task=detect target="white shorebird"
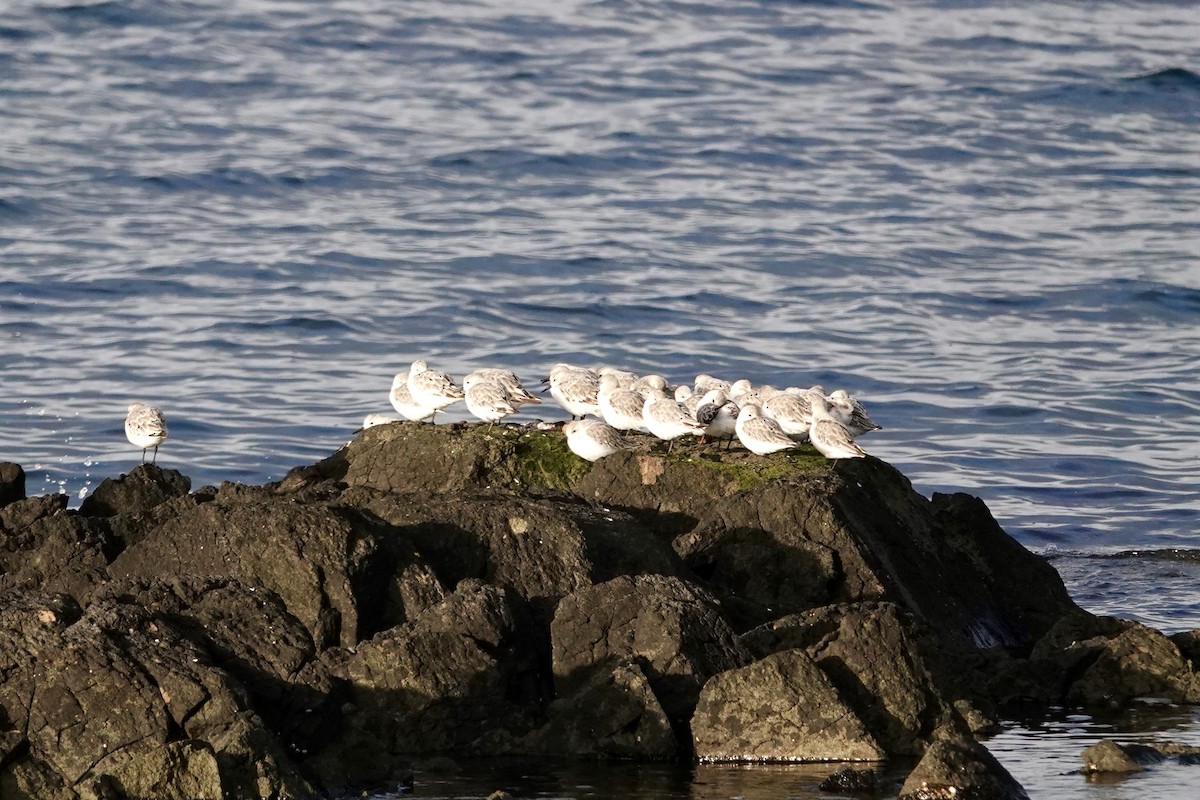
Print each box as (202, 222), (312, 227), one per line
(563, 419), (632, 462)
(630, 373), (669, 395)
(466, 368), (542, 408)
(809, 396), (868, 461)
(361, 413), (396, 430)
(544, 363), (602, 419)
(390, 373), (437, 422)
(694, 374), (732, 396)
(675, 384), (700, 418)
(463, 374), (519, 425)
(597, 366), (639, 389)
(597, 374), (648, 432)
(761, 390), (820, 441)
(125, 402), (168, 463)
(826, 389), (882, 438)
(406, 359), (464, 422)
(734, 403), (796, 455)
(695, 389), (738, 448)
(642, 389), (704, 450)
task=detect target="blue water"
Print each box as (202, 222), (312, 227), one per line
(2, 2), (1199, 796)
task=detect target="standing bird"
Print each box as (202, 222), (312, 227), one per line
(695, 388), (738, 448)
(125, 402), (168, 463)
(734, 403), (796, 455)
(642, 389), (705, 451)
(563, 419), (632, 462)
(406, 359), (464, 422)
(463, 373), (519, 426)
(390, 373), (437, 422)
(597, 374), (648, 432)
(544, 363), (602, 419)
(466, 368), (543, 408)
(826, 389), (882, 438)
(809, 396), (869, 461)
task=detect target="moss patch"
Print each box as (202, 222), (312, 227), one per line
(665, 447), (828, 491)
(509, 429), (592, 491)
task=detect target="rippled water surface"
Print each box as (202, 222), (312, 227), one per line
(2, 1), (1199, 796)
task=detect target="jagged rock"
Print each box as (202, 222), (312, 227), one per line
(898, 725), (1029, 799)
(519, 660), (678, 759)
(0, 492), (66, 532)
(0, 591), (311, 799)
(346, 488), (684, 623)
(0, 507), (116, 599)
(1172, 629), (1200, 666)
(78, 464), (191, 518)
(691, 649), (885, 762)
(0, 462), (24, 508)
(108, 485), (414, 650)
(314, 580), (544, 787)
(551, 574), (749, 738)
(1031, 612), (1200, 706)
(742, 602), (956, 756)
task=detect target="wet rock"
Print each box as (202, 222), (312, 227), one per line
(1031, 612), (1200, 706)
(743, 602), (956, 756)
(78, 464), (191, 518)
(692, 649), (885, 762)
(0, 462), (24, 507)
(1083, 739), (1200, 774)
(520, 660), (678, 759)
(0, 508), (116, 599)
(1172, 629), (1200, 666)
(898, 725), (1029, 800)
(819, 766), (881, 793)
(551, 574), (749, 739)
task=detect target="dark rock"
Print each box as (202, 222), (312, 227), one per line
(0, 509), (117, 599)
(313, 580), (544, 787)
(1083, 739), (1200, 774)
(1081, 740), (1152, 773)
(1172, 629), (1200, 666)
(520, 660), (678, 759)
(820, 766), (881, 793)
(551, 574), (749, 740)
(0, 492), (66, 533)
(347, 488), (684, 624)
(742, 602), (957, 756)
(0, 463), (23, 508)
(898, 725), (1029, 799)
(109, 485), (412, 650)
(79, 464), (191, 518)
(0, 590), (311, 799)
(692, 649), (885, 762)
(1031, 612), (1200, 706)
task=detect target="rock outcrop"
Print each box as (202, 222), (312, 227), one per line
(0, 421), (1195, 798)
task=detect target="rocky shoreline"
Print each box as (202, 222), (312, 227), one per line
(2, 422), (1198, 799)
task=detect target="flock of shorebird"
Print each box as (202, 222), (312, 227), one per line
(122, 360), (881, 466)
(368, 359), (881, 463)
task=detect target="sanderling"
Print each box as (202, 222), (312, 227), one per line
(545, 363), (602, 419)
(694, 373), (732, 396)
(125, 402), (168, 463)
(826, 389), (882, 438)
(390, 373), (437, 422)
(630, 373), (669, 395)
(463, 373), (518, 425)
(466, 368), (542, 407)
(761, 390), (821, 441)
(642, 389), (704, 448)
(695, 388), (738, 447)
(361, 413), (397, 429)
(735, 403), (796, 455)
(598, 374), (648, 432)
(407, 359), (464, 421)
(809, 396), (868, 460)
(675, 384), (700, 418)
(597, 366), (639, 389)
(563, 419), (632, 462)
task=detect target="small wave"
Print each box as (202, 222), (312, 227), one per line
(1124, 67), (1200, 91)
